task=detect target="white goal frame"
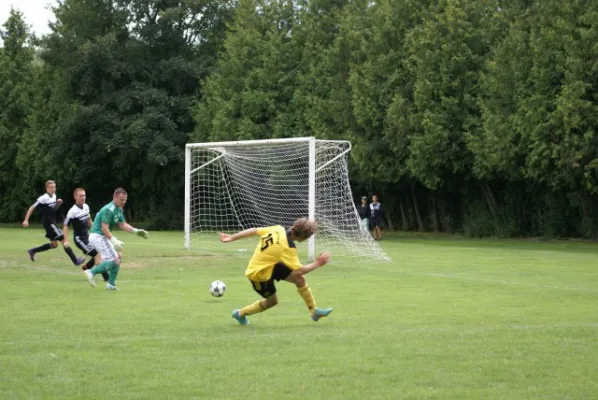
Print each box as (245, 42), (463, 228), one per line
(184, 137), (389, 262)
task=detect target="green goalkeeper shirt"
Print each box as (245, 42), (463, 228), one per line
(90, 201), (126, 236)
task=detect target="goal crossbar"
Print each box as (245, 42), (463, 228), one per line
(186, 137), (322, 149)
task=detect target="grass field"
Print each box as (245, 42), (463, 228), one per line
(1, 227), (597, 399)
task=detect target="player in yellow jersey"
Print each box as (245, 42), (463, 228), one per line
(219, 218), (333, 325)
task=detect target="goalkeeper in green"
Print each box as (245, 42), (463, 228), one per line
(84, 188), (148, 290)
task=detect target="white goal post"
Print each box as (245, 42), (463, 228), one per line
(184, 137), (390, 262)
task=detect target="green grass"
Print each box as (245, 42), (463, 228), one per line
(1, 229), (597, 399)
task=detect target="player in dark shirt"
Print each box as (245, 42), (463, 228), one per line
(369, 194), (383, 240)
(22, 180), (85, 266)
(63, 188), (108, 282)
(357, 196), (371, 232)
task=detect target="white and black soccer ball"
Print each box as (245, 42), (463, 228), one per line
(209, 280), (226, 297)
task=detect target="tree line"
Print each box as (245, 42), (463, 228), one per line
(1, 0), (597, 237)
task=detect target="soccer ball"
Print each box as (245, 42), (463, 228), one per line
(209, 280), (226, 297)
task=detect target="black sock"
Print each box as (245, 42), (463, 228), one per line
(31, 243), (53, 253)
(64, 246), (79, 265)
(101, 272), (110, 282)
(84, 258), (95, 270)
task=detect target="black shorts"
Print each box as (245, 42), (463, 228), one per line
(370, 219), (382, 228)
(249, 262), (293, 298)
(44, 223), (64, 241)
(74, 234), (98, 257)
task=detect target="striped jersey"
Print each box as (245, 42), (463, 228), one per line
(34, 193), (57, 224)
(64, 204), (91, 236)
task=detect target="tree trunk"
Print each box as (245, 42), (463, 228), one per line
(385, 208), (394, 230)
(430, 195), (440, 232)
(439, 199), (452, 233)
(126, 208), (133, 222)
(481, 183), (498, 218)
(578, 191), (589, 221)
(486, 183), (499, 213)
(399, 199), (408, 231)
(412, 190), (425, 232)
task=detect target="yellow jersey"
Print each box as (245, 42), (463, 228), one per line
(245, 225), (302, 281)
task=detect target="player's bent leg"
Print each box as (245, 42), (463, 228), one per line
(90, 261), (110, 276)
(76, 238), (97, 270)
(233, 279), (279, 325)
(83, 258), (94, 270)
(61, 240), (85, 266)
(88, 262), (114, 286)
(297, 284), (316, 314)
(240, 296), (276, 316)
(263, 295), (278, 308)
(286, 273), (316, 314)
(83, 252), (107, 281)
(106, 260), (120, 290)
(285, 271), (305, 286)
(286, 272), (332, 322)
(28, 242), (55, 260)
(234, 293), (278, 325)
(84, 270), (96, 287)
(87, 233), (119, 288)
(96, 255), (110, 283)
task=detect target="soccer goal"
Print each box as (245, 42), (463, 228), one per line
(184, 137), (390, 262)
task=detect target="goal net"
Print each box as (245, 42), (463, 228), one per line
(184, 137), (390, 262)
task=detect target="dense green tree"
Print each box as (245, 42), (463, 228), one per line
(477, 0), (598, 236)
(346, 0), (427, 184)
(401, 0), (495, 190)
(195, 0), (301, 142)
(20, 0), (233, 227)
(0, 8), (35, 220)
(290, 0), (353, 140)
(2, 0), (598, 237)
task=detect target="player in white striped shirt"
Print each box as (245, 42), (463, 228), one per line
(22, 180), (85, 266)
(63, 188), (109, 282)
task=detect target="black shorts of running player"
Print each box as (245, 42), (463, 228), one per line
(74, 235), (98, 257)
(370, 218), (381, 228)
(249, 262), (293, 298)
(44, 223), (64, 241)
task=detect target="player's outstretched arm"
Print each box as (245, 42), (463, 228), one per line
(22, 205), (36, 227)
(294, 252), (332, 276)
(118, 222), (148, 239)
(62, 224), (70, 247)
(219, 228), (259, 243)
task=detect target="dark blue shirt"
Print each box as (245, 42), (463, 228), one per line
(358, 204), (371, 219)
(370, 202), (382, 220)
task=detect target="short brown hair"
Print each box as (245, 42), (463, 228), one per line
(73, 187), (85, 196)
(290, 218), (318, 241)
(45, 180), (55, 188)
(114, 188), (128, 197)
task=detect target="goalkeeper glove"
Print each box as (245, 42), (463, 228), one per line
(110, 236), (124, 251)
(133, 228), (148, 239)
